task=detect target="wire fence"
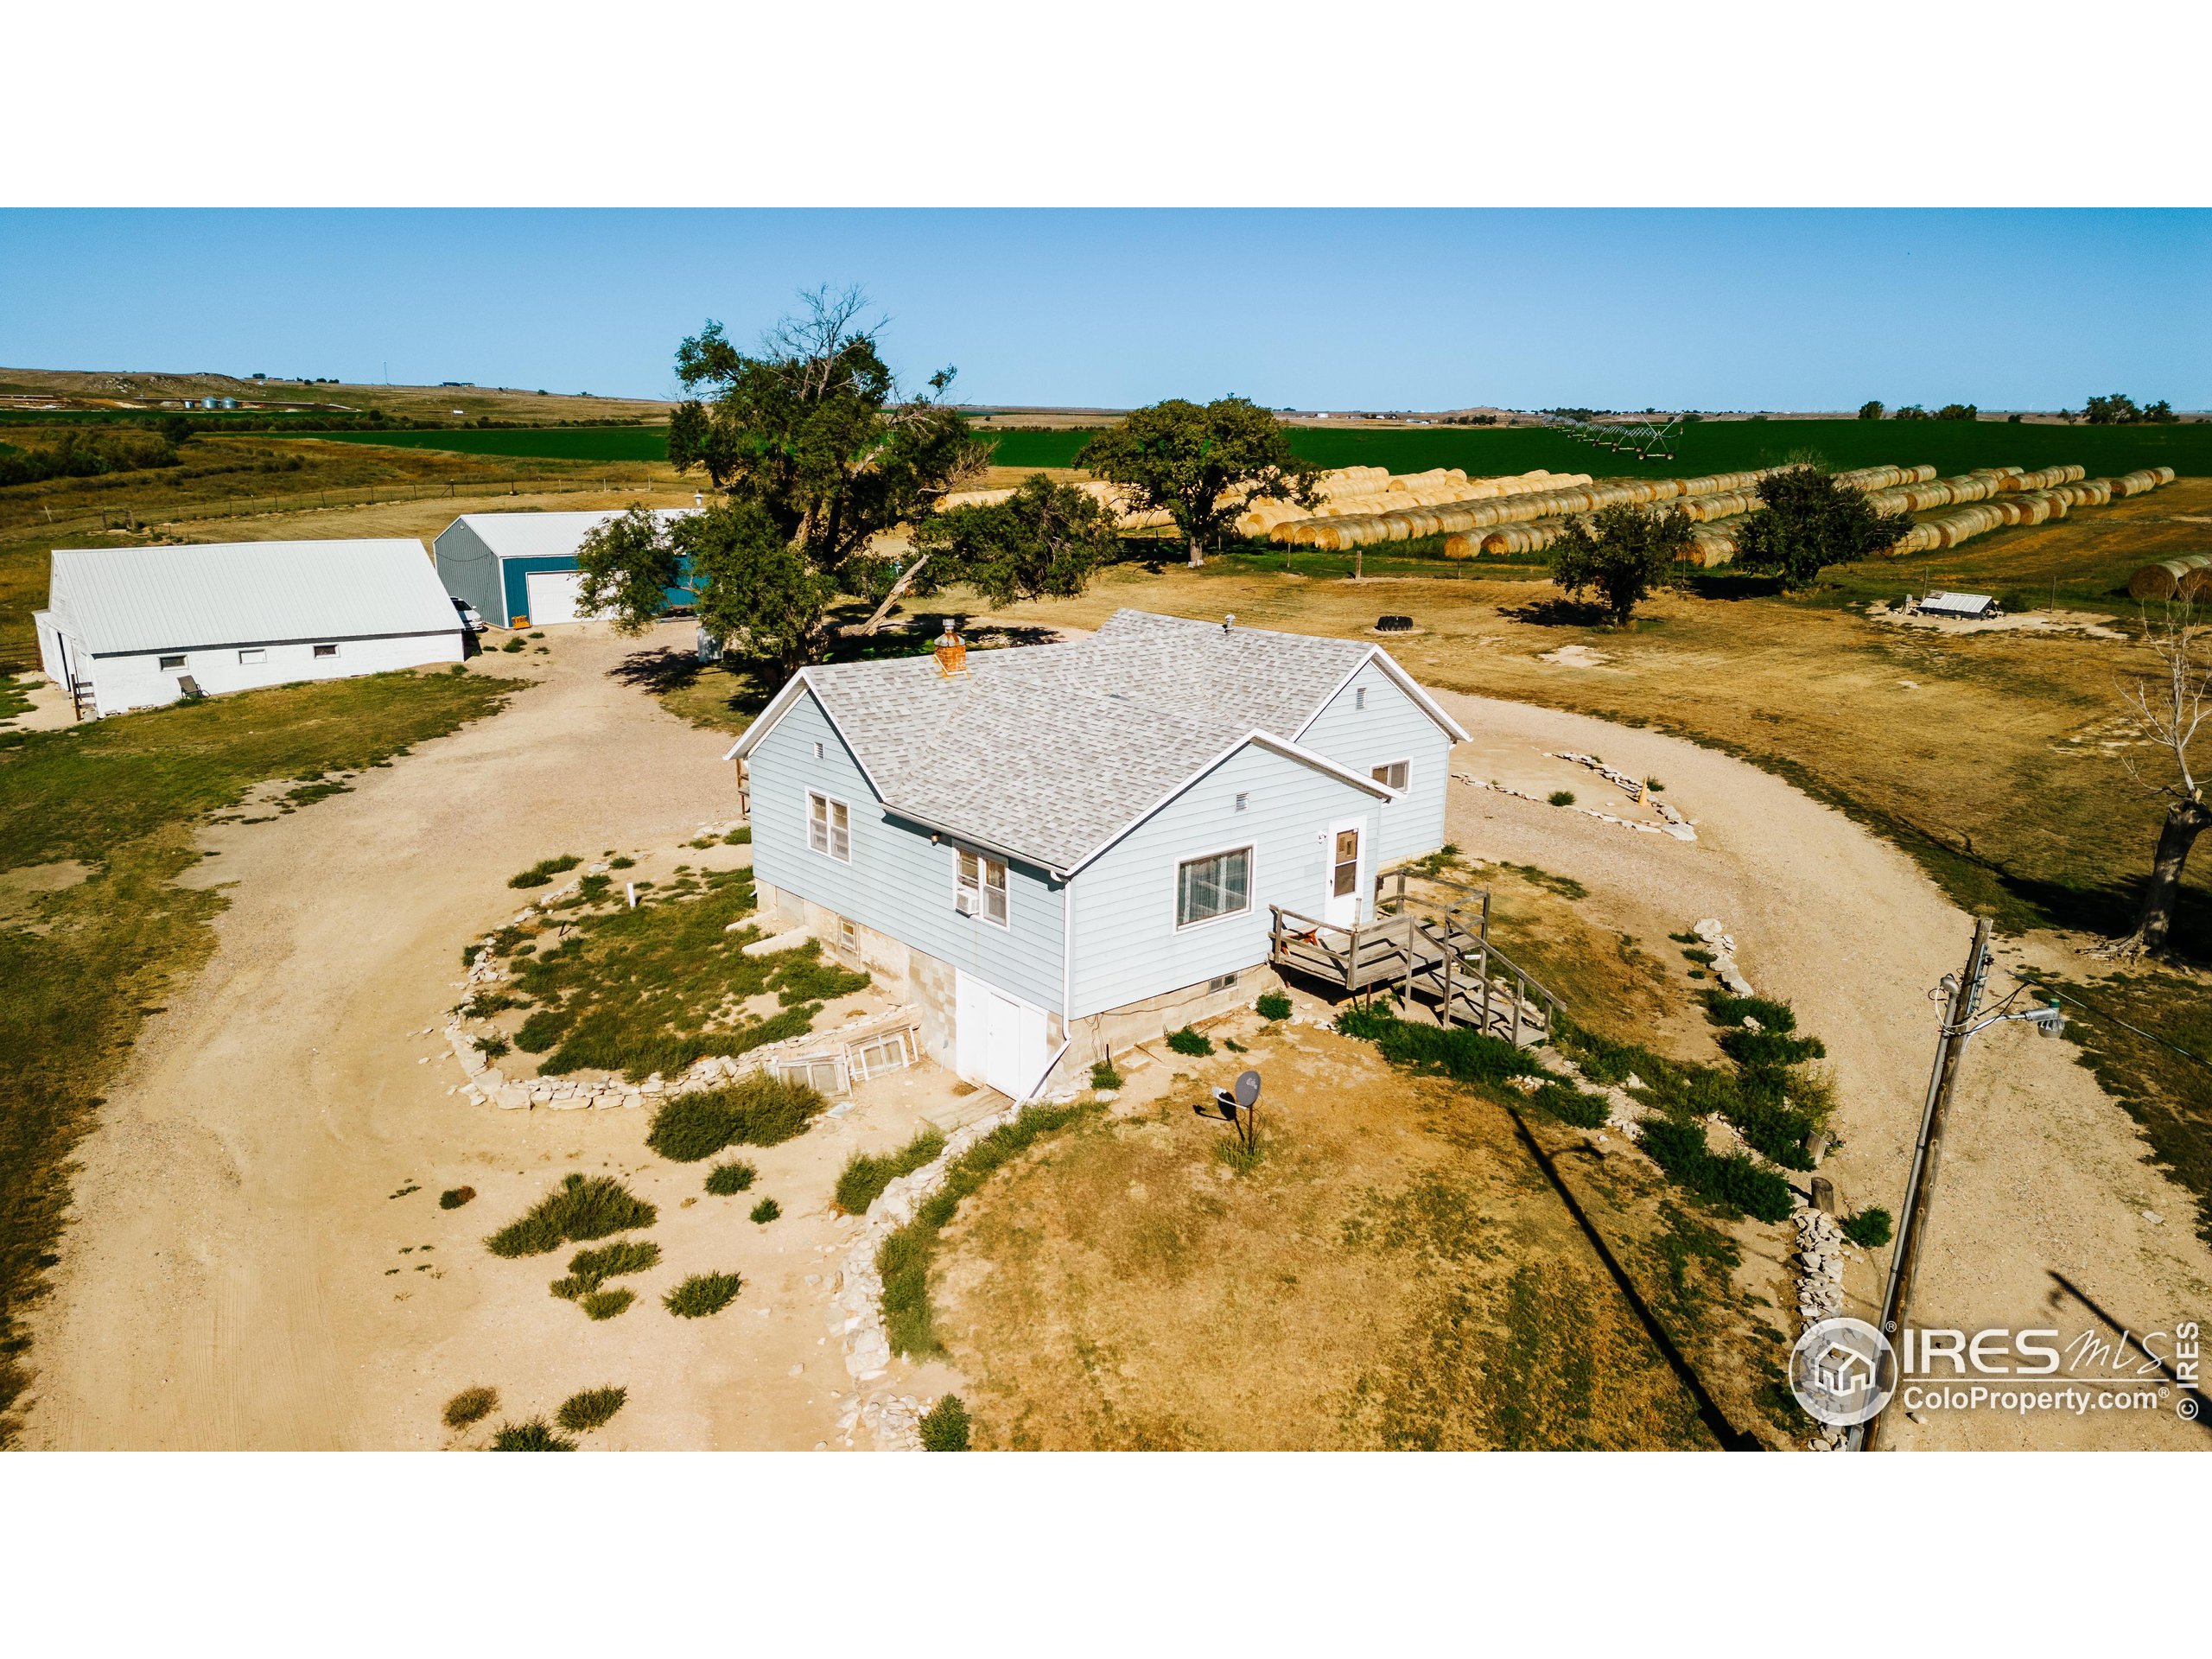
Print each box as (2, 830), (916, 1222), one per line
(16, 473), (673, 540)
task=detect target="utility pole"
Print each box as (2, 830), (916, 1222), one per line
(1859, 915), (1991, 1452)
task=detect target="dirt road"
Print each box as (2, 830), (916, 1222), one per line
(1443, 695), (2212, 1451)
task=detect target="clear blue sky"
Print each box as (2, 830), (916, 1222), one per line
(3, 209), (2204, 411)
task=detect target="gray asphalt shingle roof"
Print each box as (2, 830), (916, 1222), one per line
(749, 609), (1448, 874)
(45, 539), (461, 657)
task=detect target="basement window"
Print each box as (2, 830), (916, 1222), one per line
(957, 848), (1008, 925)
(314, 644), (339, 658)
(1208, 970), (1240, 993)
(238, 648), (266, 665)
(1372, 760), (1409, 791)
(807, 791), (850, 861)
(1177, 846), (1252, 929)
(851, 1031), (913, 1080)
(159, 654), (186, 670)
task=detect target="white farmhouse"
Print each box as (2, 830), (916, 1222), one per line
(726, 609), (1471, 1100)
(33, 538), (465, 718)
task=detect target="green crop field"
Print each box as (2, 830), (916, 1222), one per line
(308, 426), (671, 462)
(979, 421), (2211, 479)
(293, 416), (2210, 478)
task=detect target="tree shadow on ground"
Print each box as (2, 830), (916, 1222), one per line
(1497, 595), (1617, 629)
(609, 646), (702, 696)
(1682, 571), (1788, 601)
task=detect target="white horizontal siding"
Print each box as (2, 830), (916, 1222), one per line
(1068, 741), (1379, 1018)
(748, 689), (1065, 1014)
(88, 632), (463, 715)
(1298, 659), (1452, 868)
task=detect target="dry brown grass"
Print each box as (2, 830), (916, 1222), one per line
(932, 1020), (1734, 1450)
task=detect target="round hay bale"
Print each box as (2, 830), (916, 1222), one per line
(2130, 553), (2212, 601)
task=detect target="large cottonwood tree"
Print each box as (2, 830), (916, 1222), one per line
(582, 286), (986, 676)
(1076, 397), (1319, 567)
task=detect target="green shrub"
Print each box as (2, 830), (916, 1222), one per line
(1255, 991), (1292, 1021)
(576, 874), (611, 902)
(704, 1159), (757, 1196)
(474, 1035), (511, 1060)
(513, 1008), (571, 1052)
(1531, 1081), (1610, 1128)
(484, 1173), (656, 1257)
(1841, 1207), (1894, 1249)
(490, 1417), (575, 1451)
(438, 1186), (476, 1211)
(645, 1074), (827, 1162)
(555, 1385), (627, 1433)
(1548, 790), (1576, 807)
(461, 943), (485, 968)
(749, 1198), (782, 1224)
(442, 1385), (498, 1429)
(509, 854), (581, 889)
(1089, 1059), (1122, 1090)
(833, 1126), (945, 1215)
(1636, 1119), (1793, 1223)
(581, 1287), (634, 1320)
(1705, 992), (1797, 1032)
(609, 855), (635, 869)
(463, 990), (519, 1018)
(500, 637), (526, 654)
(723, 826), (752, 845)
(1336, 1006), (1544, 1086)
(1645, 777), (1664, 792)
(1166, 1026), (1213, 1057)
(664, 1271), (743, 1318)
(569, 1238), (660, 1280)
(918, 1394), (971, 1451)
(1716, 1027), (1827, 1069)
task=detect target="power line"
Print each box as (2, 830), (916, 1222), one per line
(1994, 967), (2212, 1074)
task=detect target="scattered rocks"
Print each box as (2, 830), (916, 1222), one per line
(1692, 917), (1754, 995)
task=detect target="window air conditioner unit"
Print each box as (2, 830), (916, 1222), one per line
(955, 889), (978, 917)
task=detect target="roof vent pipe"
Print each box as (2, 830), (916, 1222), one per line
(1223, 614), (1235, 632)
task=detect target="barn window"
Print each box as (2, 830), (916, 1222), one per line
(1372, 760), (1409, 791)
(807, 791), (849, 861)
(238, 648), (266, 664)
(314, 644), (339, 658)
(957, 849), (1007, 925)
(159, 654), (185, 670)
(1177, 846), (1251, 928)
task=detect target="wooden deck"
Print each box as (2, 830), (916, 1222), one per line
(1268, 872), (1563, 1047)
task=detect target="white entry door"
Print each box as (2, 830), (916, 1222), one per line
(1323, 819), (1365, 928)
(955, 970), (1048, 1099)
(523, 569), (594, 626)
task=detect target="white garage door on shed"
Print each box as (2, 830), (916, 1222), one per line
(954, 970), (1050, 1101)
(523, 569), (595, 626)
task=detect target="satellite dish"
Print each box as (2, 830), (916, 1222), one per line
(1233, 1070), (1262, 1109)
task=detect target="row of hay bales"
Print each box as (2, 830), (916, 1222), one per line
(1293, 468), (1783, 553)
(2131, 553), (2212, 601)
(935, 477), (1181, 531)
(1235, 467), (1585, 536)
(1681, 465), (2178, 566)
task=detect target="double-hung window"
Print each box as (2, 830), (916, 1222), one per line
(957, 849), (1008, 925)
(1372, 760), (1409, 791)
(1177, 846), (1251, 928)
(807, 791), (850, 861)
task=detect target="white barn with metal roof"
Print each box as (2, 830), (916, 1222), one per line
(725, 609), (1469, 1098)
(34, 539), (465, 718)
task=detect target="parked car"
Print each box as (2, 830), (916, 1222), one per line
(450, 596), (487, 633)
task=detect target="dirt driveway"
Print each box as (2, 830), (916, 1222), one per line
(1442, 692), (2212, 1451)
(19, 620), (785, 1449)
